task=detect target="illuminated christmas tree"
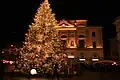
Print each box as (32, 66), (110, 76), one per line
(13, 0), (67, 75)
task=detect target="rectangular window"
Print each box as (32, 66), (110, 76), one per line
(78, 40), (85, 48)
(92, 32), (96, 37)
(93, 41), (96, 48)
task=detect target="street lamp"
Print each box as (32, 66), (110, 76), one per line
(30, 69), (37, 75)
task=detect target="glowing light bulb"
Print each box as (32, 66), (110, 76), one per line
(30, 69), (37, 75)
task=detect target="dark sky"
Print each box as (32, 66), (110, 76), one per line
(1, 0), (120, 50)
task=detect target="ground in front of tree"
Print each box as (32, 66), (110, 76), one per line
(4, 69), (120, 80)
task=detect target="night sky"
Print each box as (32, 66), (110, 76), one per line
(1, 0), (120, 55)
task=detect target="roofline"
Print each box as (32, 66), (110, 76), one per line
(108, 36), (117, 40)
(113, 16), (120, 25)
(87, 26), (103, 28)
(57, 19), (88, 21)
(115, 16), (120, 21)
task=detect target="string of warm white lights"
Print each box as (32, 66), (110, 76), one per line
(13, 0), (68, 75)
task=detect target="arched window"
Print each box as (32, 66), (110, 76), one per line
(78, 35), (85, 38)
(61, 35), (67, 38)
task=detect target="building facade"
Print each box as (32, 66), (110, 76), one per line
(56, 19), (104, 63)
(113, 16), (120, 59)
(109, 37), (119, 60)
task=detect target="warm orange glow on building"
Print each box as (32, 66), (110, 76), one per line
(56, 19), (104, 63)
(56, 27), (76, 30)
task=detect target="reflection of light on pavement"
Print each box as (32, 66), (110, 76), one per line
(29, 78), (50, 80)
(12, 78), (54, 80)
(29, 78), (39, 80)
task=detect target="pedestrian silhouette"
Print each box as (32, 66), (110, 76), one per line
(53, 63), (59, 80)
(0, 60), (6, 80)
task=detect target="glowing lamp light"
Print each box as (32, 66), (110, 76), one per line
(92, 59), (99, 61)
(62, 24), (65, 26)
(79, 59), (85, 61)
(25, 33), (28, 36)
(11, 45), (13, 47)
(2, 51), (4, 53)
(113, 62), (116, 64)
(68, 55), (74, 58)
(69, 46), (76, 48)
(9, 61), (13, 64)
(30, 69), (37, 75)
(112, 62), (117, 65)
(87, 46), (93, 48)
(2, 60), (13, 64)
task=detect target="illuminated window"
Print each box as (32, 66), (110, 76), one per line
(79, 59), (85, 61)
(92, 59), (99, 61)
(68, 55), (74, 58)
(79, 53), (85, 61)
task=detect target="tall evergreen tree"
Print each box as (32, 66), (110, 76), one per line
(13, 0), (67, 75)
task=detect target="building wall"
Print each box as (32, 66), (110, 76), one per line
(86, 27), (103, 48)
(113, 17), (120, 59)
(56, 20), (104, 63)
(109, 37), (118, 59)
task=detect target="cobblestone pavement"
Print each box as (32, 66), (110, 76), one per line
(4, 70), (120, 80)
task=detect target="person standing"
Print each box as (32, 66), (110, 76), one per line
(79, 63), (83, 76)
(0, 61), (3, 80)
(53, 63), (59, 80)
(0, 60), (6, 80)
